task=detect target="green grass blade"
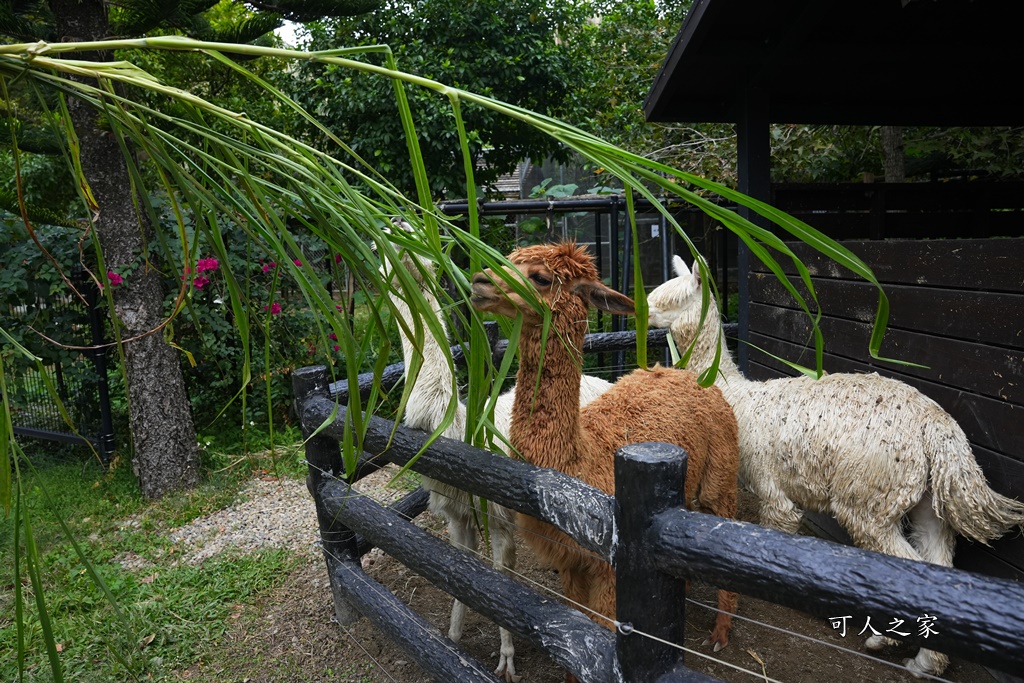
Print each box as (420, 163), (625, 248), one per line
(21, 488), (65, 682)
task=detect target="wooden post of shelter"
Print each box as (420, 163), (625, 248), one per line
(293, 365), (361, 627)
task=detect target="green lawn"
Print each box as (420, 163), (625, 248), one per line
(2, 442), (307, 682)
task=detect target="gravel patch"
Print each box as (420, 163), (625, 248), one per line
(169, 477), (321, 564)
(116, 465), (415, 570)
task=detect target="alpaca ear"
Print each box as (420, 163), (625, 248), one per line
(672, 254), (688, 278)
(575, 281), (635, 315)
(691, 259), (703, 285)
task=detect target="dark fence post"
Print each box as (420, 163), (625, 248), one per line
(84, 270), (116, 463)
(293, 365), (361, 626)
(615, 442), (690, 682)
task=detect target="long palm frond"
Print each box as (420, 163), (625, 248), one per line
(0, 39), (896, 678)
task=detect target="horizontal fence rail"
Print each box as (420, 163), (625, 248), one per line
(650, 509), (1024, 676)
(327, 324), (738, 403)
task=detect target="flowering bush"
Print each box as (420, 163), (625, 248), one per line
(151, 211), (355, 439)
(1, 201), (376, 448)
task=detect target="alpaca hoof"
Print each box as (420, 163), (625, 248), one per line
(495, 659), (521, 683)
(864, 634), (897, 651)
(904, 650), (948, 679)
(904, 658), (930, 679)
(701, 636), (729, 652)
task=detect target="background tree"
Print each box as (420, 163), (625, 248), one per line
(2, 0), (378, 498)
(47, 0), (205, 498)
(291, 0), (590, 199)
(561, 0), (738, 185)
(769, 124), (1024, 183)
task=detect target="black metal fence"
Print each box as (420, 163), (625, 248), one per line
(6, 274), (115, 461)
(293, 332), (1024, 683)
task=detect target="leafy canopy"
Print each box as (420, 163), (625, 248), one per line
(292, 0), (591, 199)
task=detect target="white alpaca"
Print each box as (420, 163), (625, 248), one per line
(647, 254), (1024, 677)
(381, 226), (611, 682)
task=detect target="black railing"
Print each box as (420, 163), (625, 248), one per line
(7, 273), (115, 462)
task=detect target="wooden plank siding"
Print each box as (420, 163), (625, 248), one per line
(745, 237), (1024, 582)
(770, 182), (1024, 240)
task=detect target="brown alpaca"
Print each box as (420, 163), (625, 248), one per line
(470, 242), (740, 669)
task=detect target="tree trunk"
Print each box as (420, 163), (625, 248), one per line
(882, 125), (905, 183)
(52, 0), (200, 498)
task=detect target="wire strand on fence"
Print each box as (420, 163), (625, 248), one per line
(308, 464), (782, 682)
(334, 617), (401, 683)
(682, 597), (958, 683)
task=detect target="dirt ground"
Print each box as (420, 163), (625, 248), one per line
(177, 490), (1000, 683)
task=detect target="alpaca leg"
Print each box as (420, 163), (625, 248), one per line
(446, 516), (479, 643)
(907, 493), (955, 568)
(490, 521), (521, 682)
(836, 509), (925, 564)
(560, 566), (594, 618)
(704, 589), (737, 652)
(759, 493), (803, 534)
(842, 516), (920, 655)
(900, 495), (953, 677)
(838, 513), (948, 674)
(699, 483), (738, 650)
(587, 564), (618, 631)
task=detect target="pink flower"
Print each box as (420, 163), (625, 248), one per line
(333, 345), (340, 352)
(264, 302), (282, 315)
(262, 262), (276, 273)
(196, 257), (219, 273)
(293, 259), (302, 266)
(107, 271), (123, 287)
(334, 254), (343, 264)
(193, 276), (210, 289)
(335, 305), (344, 312)
(328, 332), (338, 341)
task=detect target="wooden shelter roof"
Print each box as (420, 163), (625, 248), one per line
(644, 0), (1024, 127)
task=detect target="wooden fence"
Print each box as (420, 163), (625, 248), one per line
(293, 344), (1024, 682)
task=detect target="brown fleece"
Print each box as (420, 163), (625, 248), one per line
(471, 242), (740, 653)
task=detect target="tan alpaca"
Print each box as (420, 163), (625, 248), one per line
(380, 224), (612, 682)
(469, 242), (740, 674)
(647, 255), (1024, 677)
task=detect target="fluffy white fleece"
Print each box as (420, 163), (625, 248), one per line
(647, 255), (1024, 678)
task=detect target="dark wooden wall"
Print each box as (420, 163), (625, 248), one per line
(745, 235), (1024, 582)
(771, 182), (1024, 240)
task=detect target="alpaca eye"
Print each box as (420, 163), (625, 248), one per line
(530, 272), (551, 287)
